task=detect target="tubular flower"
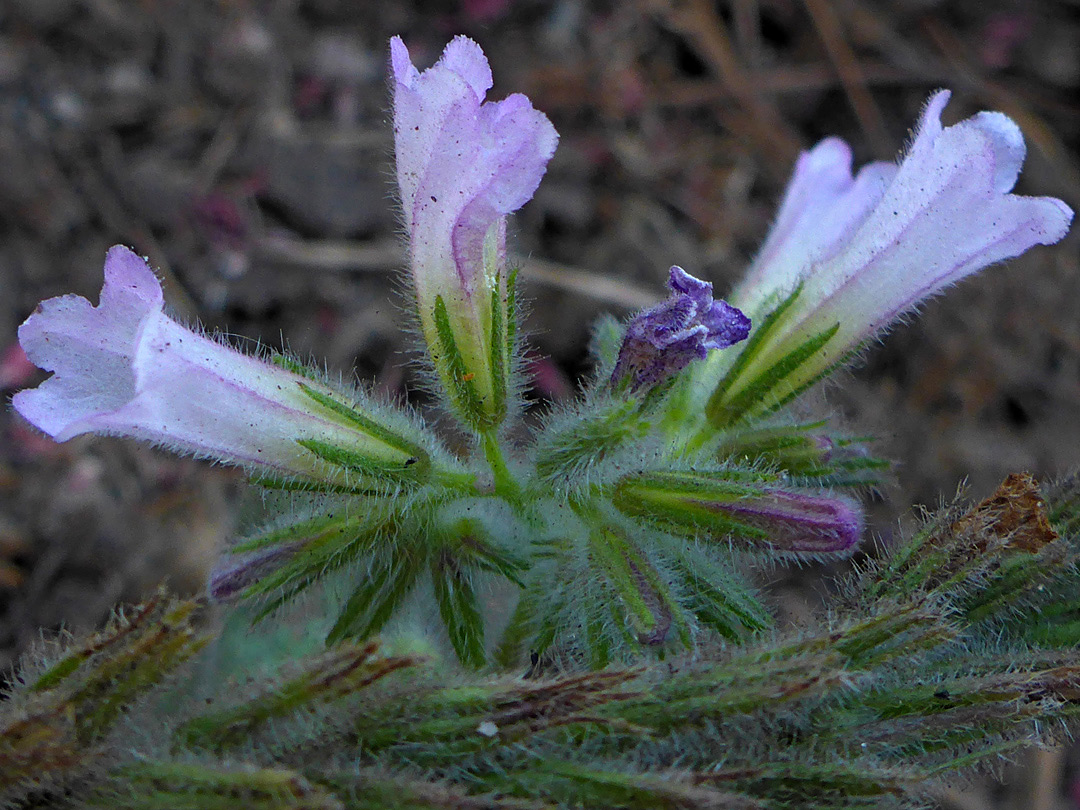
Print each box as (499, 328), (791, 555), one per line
(13, 246), (436, 488)
(611, 266), (750, 393)
(706, 90), (1073, 425)
(391, 35), (558, 429)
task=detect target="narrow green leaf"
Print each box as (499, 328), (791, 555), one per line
(488, 277), (507, 424)
(588, 529), (657, 637)
(505, 266), (519, 351)
(232, 512), (366, 553)
(297, 438), (426, 481)
(494, 582), (548, 668)
(270, 351), (323, 382)
(248, 473), (379, 496)
(668, 553), (771, 641)
(707, 322), (840, 426)
(431, 554), (486, 669)
(453, 527), (528, 587)
(327, 549), (425, 645)
(433, 294), (487, 427)
(707, 284), (804, 408)
(612, 472), (772, 542)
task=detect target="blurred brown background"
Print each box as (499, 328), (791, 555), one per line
(0, 1), (1077, 805)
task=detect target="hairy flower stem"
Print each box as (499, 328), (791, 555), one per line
(482, 429), (521, 501)
(434, 466), (481, 492)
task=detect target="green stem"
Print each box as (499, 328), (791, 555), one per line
(481, 430), (521, 501)
(433, 466), (479, 492)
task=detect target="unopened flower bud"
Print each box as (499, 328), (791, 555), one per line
(613, 470), (862, 554)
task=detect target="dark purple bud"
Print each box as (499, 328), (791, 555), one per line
(723, 490), (862, 554)
(610, 266), (750, 392)
(208, 543), (300, 602)
(613, 470), (863, 555)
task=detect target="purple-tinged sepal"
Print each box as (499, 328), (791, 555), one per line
(610, 266), (750, 394)
(13, 246), (445, 490)
(391, 36), (558, 429)
(714, 421), (888, 486)
(704, 91), (1073, 427)
(613, 469), (863, 555)
(587, 524), (687, 648)
(209, 543), (302, 603)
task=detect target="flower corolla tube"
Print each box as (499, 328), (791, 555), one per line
(391, 35), (558, 428)
(705, 90), (1073, 425)
(13, 246), (435, 488)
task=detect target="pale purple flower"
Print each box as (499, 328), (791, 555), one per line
(717, 90), (1073, 412)
(611, 266), (750, 392)
(390, 35), (558, 423)
(13, 246), (428, 486)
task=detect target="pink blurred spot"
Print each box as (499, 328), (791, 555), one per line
(0, 343), (36, 389)
(980, 13), (1032, 69)
(190, 192), (249, 249)
(462, 0), (511, 23)
(1069, 776), (1080, 808)
(7, 417), (66, 461)
(527, 355), (574, 401)
(295, 75), (330, 117)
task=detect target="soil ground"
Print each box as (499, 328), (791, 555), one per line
(0, 2), (1078, 806)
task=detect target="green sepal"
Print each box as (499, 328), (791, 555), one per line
(588, 527), (688, 648)
(666, 547), (772, 641)
(269, 351), (323, 382)
(446, 518), (528, 587)
(612, 470), (772, 541)
(715, 422), (890, 487)
(241, 511), (393, 621)
(326, 545), (426, 645)
(487, 269), (516, 426)
(534, 397), (650, 489)
(498, 587), (548, 669)
(431, 552), (487, 668)
(588, 313), (625, 372)
(504, 266), (519, 351)
(248, 473), (380, 496)
(296, 383), (431, 480)
(232, 512), (369, 554)
(715, 421), (831, 469)
(297, 438), (427, 481)
(493, 581), (557, 668)
(706, 321), (840, 426)
(432, 294), (490, 429)
(706, 283), (804, 410)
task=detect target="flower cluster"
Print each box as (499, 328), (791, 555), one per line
(9, 37), (1072, 667)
